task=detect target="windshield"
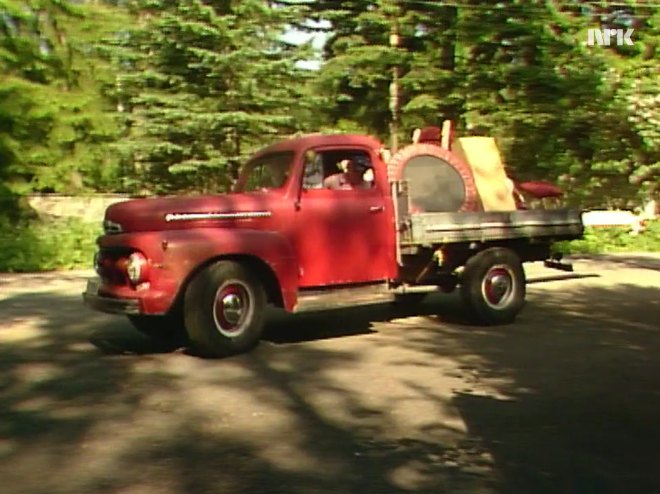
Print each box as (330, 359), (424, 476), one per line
(237, 151), (294, 192)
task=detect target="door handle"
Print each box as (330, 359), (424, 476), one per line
(369, 205), (385, 213)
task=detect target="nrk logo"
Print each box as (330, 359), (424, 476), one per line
(587, 28), (635, 46)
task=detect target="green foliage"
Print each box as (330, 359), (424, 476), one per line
(311, 1), (659, 207)
(0, 77), (53, 193)
(557, 221), (660, 255)
(110, 0), (315, 194)
(1, 0), (658, 205)
(0, 216), (100, 272)
(0, 0), (128, 195)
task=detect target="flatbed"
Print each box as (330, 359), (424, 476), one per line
(404, 209), (583, 245)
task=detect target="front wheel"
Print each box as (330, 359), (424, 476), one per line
(460, 248), (526, 325)
(184, 261), (266, 357)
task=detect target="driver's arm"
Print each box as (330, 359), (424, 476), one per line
(323, 173), (344, 189)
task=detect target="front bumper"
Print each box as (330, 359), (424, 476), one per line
(82, 278), (141, 315)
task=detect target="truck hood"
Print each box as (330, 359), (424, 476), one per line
(104, 192), (281, 233)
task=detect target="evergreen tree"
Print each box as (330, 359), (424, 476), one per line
(581, 3), (660, 204)
(453, 1), (658, 206)
(1, 0), (656, 206)
(0, 0), (128, 197)
(310, 0), (658, 206)
(30, 0), (130, 193)
(1, 0), (74, 214)
(111, 0), (313, 194)
(307, 0), (397, 138)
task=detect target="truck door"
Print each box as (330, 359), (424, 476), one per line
(292, 147), (395, 288)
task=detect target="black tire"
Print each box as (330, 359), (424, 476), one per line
(127, 312), (188, 346)
(183, 261), (266, 358)
(460, 248), (526, 325)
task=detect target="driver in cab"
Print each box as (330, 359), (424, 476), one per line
(323, 158), (373, 190)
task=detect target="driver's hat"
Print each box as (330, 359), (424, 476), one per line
(352, 155), (371, 171)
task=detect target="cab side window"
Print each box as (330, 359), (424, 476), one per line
(302, 149), (376, 191)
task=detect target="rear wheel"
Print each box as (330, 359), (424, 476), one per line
(460, 248), (526, 325)
(184, 261), (266, 358)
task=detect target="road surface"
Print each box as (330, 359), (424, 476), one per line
(0, 255), (659, 493)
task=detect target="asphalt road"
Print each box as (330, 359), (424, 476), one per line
(0, 254), (659, 494)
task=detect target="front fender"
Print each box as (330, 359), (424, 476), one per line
(161, 228), (299, 311)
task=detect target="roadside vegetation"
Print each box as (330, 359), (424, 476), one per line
(0, 216), (100, 272)
(558, 221), (660, 255)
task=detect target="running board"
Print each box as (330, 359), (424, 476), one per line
(293, 283), (441, 313)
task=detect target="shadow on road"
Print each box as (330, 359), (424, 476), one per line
(0, 278), (659, 493)
(410, 284), (660, 494)
(0, 290), (481, 493)
(262, 292), (467, 344)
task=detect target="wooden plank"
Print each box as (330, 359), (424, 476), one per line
(453, 137), (517, 212)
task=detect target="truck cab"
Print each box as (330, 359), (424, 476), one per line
(84, 133), (583, 357)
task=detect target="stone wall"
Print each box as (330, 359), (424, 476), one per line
(26, 194), (132, 223)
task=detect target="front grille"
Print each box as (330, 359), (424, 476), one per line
(95, 247), (132, 286)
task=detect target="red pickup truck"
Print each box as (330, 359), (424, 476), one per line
(84, 133), (583, 357)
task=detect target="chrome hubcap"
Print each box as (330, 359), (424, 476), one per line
(221, 293), (244, 326)
(213, 283), (250, 336)
(482, 266), (515, 309)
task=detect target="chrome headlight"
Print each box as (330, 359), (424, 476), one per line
(126, 252), (149, 285)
